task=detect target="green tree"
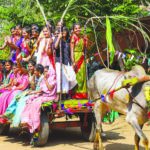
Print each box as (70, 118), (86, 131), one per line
(0, 0), (149, 29)
(0, 0), (150, 64)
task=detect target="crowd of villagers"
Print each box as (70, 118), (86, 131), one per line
(0, 20), (88, 133)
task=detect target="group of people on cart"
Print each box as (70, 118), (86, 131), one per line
(0, 20), (88, 133)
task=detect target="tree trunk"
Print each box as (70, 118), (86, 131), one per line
(112, 33), (125, 71)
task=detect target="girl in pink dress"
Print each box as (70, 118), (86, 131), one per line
(21, 66), (57, 133)
(0, 62), (29, 123)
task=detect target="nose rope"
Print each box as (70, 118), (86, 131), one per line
(125, 87), (148, 112)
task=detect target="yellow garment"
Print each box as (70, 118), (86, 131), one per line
(145, 87), (150, 101)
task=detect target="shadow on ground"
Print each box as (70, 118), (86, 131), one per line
(105, 143), (145, 150)
(1, 126), (132, 150)
(2, 127), (30, 146)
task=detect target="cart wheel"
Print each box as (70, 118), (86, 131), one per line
(34, 111), (49, 146)
(80, 113), (96, 142)
(0, 124), (10, 135)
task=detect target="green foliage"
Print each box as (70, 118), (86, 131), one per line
(0, 47), (10, 60)
(124, 48), (147, 70)
(0, 0), (149, 31)
(0, 0), (150, 63)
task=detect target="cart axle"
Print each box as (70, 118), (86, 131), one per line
(50, 121), (88, 129)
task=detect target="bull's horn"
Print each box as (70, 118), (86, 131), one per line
(138, 75), (150, 82)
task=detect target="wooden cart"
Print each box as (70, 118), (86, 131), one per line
(32, 99), (96, 146)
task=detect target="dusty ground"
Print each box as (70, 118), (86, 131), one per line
(0, 117), (149, 150)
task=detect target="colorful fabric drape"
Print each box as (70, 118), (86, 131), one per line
(10, 37), (23, 63)
(103, 110), (119, 123)
(49, 54), (56, 71)
(75, 55), (84, 74)
(3, 75), (43, 126)
(0, 73), (29, 123)
(20, 40), (31, 58)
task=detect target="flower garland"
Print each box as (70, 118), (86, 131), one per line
(61, 101), (94, 114)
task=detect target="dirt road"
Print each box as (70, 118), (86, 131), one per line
(0, 117), (149, 150)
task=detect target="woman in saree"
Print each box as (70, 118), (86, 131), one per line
(70, 23), (87, 99)
(29, 27), (40, 62)
(3, 64), (44, 126)
(0, 26), (18, 63)
(22, 27), (40, 62)
(0, 60), (14, 94)
(17, 27), (33, 62)
(1, 59), (36, 123)
(0, 61), (29, 123)
(36, 26), (55, 69)
(21, 65), (57, 133)
(0, 60), (6, 84)
(5, 25), (23, 63)
(0, 26), (16, 51)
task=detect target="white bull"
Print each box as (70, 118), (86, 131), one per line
(88, 65), (149, 150)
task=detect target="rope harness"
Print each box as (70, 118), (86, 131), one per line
(92, 71), (148, 113)
(125, 88), (148, 112)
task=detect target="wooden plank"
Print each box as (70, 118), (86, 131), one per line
(50, 121), (88, 129)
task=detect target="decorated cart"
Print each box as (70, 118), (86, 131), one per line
(29, 99), (96, 146)
(0, 99), (96, 146)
